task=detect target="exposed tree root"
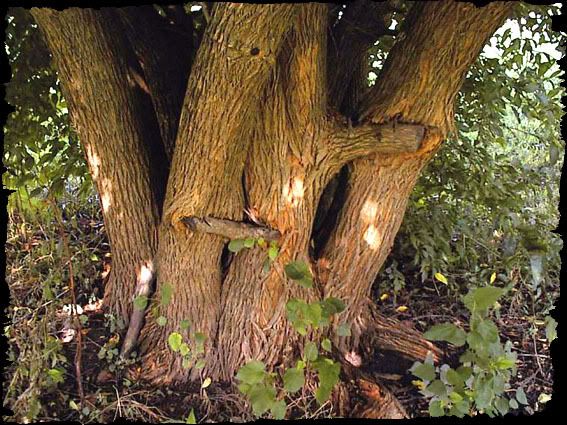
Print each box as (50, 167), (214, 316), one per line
(368, 303), (442, 363)
(333, 304), (442, 419)
(351, 378), (408, 419)
(337, 356), (408, 419)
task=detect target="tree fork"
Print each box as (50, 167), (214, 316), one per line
(322, 0), (515, 353)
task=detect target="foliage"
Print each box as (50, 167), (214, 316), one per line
(3, 3), (562, 422)
(236, 257), (344, 419)
(4, 9), (90, 201)
(411, 284), (526, 417)
(376, 4), (563, 321)
(3, 195), (105, 422)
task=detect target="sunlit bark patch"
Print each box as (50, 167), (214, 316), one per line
(138, 261), (154, 284)
(85, 145), (101, 180)
(363, 224), (381, 250)
(100, 177), (113, 212)
(283, 176), (305, 207)
(360, 199), (378, 223)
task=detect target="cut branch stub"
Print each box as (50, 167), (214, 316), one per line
(330, 120), (427, 166)
(181, 216), (281, 242)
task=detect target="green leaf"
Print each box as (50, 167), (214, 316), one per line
(411, 362), (436, 382)
(321, 338), (332, 352)
(284, 261), (313, 288)
(268, 244), (278, 261)
(283, 367), (304, 393)
(185, 408), (196, 424)
(168, 332), (183, 352)
(304, 303), (322, 328)
(516, 387), (528, 405)
(271, 399), (286, 420)
(285, 261), (310, 280)
(156, 316), (167, 327)
(249, 384), (276, 416)
(262, 258), (271, 273)
(315, 385), (333, 405)
(464, 287), (504, 312)
(244, 238), (255, 248)
(180, 319), (191, 331)
(424, 323), (467, 346)
(322, 297), (346, 315)
(445, 368), (464, 388)
(133, 295), (148, 311)
(194, 333), (206, 354)
(509, 398), (519, 409)
(228, 239), (246, 253)
(236, 360), (266, 385)
(180, 343), (190, 357)
(495, 397), (509, 416)
(545, 316), (557, 342)
(449, 391), (463, 403)
(195, 359), (206, 370)
(47, 368), (64, 384)
(474, 318), (499, 343)
(429, 400), (445, 417)
(304, 342), (319, 362)
(494, 356), (515, 370)
(475, 377), (494, 409)
(427, 380), (447, 397)
(160, 283), (173, 306)
(313, 358), (340, 404)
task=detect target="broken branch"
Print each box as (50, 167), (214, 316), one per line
(181, 216), (281, 242)
(330, 120), (426, 165)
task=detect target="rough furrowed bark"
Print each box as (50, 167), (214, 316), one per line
(214, 4), (333, 381)
(32, 3), (516, 408)
(139, 4), (299, 384)
(117, 6), (193, 160)
(322, 0), (514, 355)
(30, 8), (168, 323)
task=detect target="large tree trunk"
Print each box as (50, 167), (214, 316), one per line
(30, 8), (168, 322)
(31, 1), (514, 412)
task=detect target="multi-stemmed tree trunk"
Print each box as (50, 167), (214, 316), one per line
(30, 0), (513, 413)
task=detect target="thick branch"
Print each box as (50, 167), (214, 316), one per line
(328, 0), (400, 111)
(358, 0), (515, 134)
(31, 8), (166, 321)
(163, 4), (299, 225)
(181, 216), (281, 242)
(117, 6), (193, 160)
(322, 1), (515, 357)
(329, 120), (426, 165)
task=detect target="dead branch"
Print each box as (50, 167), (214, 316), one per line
(181, 216), (281, 242)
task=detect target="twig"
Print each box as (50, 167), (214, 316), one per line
(49, 197), (85, 404)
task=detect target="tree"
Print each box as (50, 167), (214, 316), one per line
(24, 0), (522, 402)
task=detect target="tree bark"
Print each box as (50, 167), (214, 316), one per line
(30, 8), (168, 322)
(138, 3), (299, 383)
(117, 6), (193, 159)
(31, 2), (515, 404)
(321, 1), (514, 353)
